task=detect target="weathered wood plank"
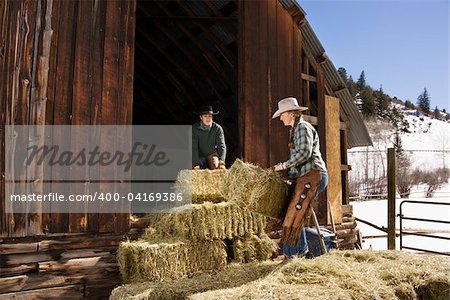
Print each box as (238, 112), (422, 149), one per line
(68, 0), (94, 234)
(98, 0), (121, 233)
(50, 0), (78, 234)
(0, 274), (84, 294)
(0, 263), (38, 277)
(38, 255), (117, 275)
(115, 0), (135, 233)
(38, 235), (122, 251)
(0, 284), (84, 299)
(87, 0), (107, 234)
(0, 247), (116, 268)
(324, 96), (343, 224)
(41, 0), (62, 238)
(0, 242), (38, 255)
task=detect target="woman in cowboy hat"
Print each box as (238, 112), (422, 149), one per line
(272, 97), (328, 258)
(192, 105), (226, 170)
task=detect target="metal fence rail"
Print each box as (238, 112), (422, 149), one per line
(399, 200), (450, 256)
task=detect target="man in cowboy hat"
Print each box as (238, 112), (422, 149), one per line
(192, 105), (226, 170)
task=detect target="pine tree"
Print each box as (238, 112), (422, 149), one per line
(374, 86), (390, 118)
(347, 75), (358, 98)
(404, 100), (415, 110)
(338, 67), (348, 83)
(417, 87), (430, 114)
(433, 106), (441, 119)
(360, 86), (376, 117)
(357, 71), (366, 89)
(356, 70), (366, 91)
(394, 131), (412, 198)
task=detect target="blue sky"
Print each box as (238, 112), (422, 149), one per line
(299, 0), (449, 111)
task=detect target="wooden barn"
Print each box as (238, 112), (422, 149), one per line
(0, 0), (372, 298)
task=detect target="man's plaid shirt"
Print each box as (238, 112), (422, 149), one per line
(285, 119), (327, 179)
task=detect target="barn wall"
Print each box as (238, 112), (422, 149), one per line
(238, 0), (302, 167)
(0, 0), (136, 237)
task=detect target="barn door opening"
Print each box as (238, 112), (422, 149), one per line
(133, 0), (239, 165)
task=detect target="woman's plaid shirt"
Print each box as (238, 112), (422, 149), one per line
(285, 119), (327, 179)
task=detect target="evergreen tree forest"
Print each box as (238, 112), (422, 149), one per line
(337, 67), (447, 132)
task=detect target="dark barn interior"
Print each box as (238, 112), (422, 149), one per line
(133, 0), (239, 165)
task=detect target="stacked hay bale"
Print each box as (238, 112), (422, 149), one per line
(225, 159), (289, 218)
(118, 160), (288, 283)
(175, 169), (228, 204)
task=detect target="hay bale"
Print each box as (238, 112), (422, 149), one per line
(175, 169), (227, 204)
(141, 202), (266, 242)
(189, 250), (450, 300)
(109, 261), (280, 300)
(233, 233), (278, 263)
(225, 159), (289, 218)
(117, 239), (227, 283)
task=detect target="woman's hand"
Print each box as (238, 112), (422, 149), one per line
(273, 162), (287, 171)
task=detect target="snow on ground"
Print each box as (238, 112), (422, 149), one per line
(348, 108), (450, 254)
(352, 182), (450, 254)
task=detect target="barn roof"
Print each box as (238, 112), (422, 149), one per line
(281, 1), (372, 147)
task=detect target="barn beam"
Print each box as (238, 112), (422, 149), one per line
(135, 40), (206, 109)
(151, 20), (230, 112)
(137, 16), (236, 22)
(176, 1), (236, 67)
(147, 2), (231, 87)
(202, 0), (237, 40)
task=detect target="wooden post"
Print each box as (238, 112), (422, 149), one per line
(387, 148), (396, 250)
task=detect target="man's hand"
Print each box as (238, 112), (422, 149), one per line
(273, 162), (286, 172)
(218, 161), (226, 169)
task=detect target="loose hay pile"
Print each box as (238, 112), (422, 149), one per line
(110, 261), (279, 300)
(117, 240), (227, 283)
(190, 250), (450, 300)
(112, 250), (450, 300)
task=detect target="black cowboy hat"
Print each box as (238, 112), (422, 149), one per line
(194, 105), (219, 115)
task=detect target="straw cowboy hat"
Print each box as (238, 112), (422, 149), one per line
(194, 105), (219, 115)
(272, 97), (308, 119)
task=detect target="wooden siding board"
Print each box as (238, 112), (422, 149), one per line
(115, 0), (135, 233)
(317, 66), (327, 224)
(99, 0), (121, 233)
(241, 0), (270, 166)
(237, 0), (245, 159)
(0, 0), (11, 237)
(15, 0), (39, 237)
(324, 96), (343, 224)
(87, 0), (107, 234)
(49, 0), (77, 234)
(41, 0), (61, 236)
(69, 0), (94, 233)
(267, 0), (277, 166)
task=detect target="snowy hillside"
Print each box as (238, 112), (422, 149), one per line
(348, 104), (450, 195)
(348, 104), (450, 253)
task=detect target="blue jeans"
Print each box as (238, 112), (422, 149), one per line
(283, 171), (328, 257)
